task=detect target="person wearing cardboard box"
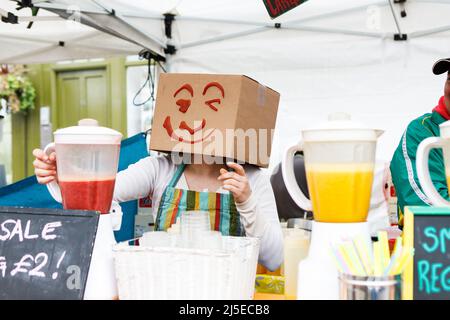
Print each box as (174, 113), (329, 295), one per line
(32, 74), (283, 271)
(390, 58), (450, 228)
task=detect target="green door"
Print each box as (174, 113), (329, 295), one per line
(56, 69), (109, 128)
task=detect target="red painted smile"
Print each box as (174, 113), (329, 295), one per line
(163, 116), (215, 144)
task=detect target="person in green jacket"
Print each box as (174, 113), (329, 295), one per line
(390, 58), (450, 228)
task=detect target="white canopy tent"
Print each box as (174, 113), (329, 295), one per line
(1, 0), (450, 167)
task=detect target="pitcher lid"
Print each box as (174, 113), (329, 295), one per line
(54, 119), (122, 144)
(302, 112), (384, 142)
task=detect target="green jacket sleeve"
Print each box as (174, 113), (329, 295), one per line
(390, 118), (449, 226)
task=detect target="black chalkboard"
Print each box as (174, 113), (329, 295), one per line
(0, 206), (99, 300)
(407, 208), (450, 300)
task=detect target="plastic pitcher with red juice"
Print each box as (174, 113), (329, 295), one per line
(45, 119), (122, 214)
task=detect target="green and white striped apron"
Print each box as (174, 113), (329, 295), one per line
(154, 163), (244, 236)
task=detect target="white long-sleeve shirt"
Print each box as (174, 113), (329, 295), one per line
(114, 155), (283, 271)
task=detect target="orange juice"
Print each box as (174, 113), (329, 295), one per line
(305, 163), (374, 222)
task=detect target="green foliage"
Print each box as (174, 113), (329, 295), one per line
(0, 73), (36, 115)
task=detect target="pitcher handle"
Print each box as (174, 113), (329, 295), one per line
(43, 142), (62, 203)
(416, 137), (450, 206)
(281, 142), (313, 211)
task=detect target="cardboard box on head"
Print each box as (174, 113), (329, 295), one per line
(150, 73), (280, 168)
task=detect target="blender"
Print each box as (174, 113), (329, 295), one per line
(44, 118), (122, 300)
(282, 113), (383, 299)
(416, 120), (450, 206)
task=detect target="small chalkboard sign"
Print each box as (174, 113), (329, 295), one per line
(403, 206), (450, 300)
(262, 0), (308, 19)
(0, 206), (99, 300)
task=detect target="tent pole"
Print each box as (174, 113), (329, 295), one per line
(175, 15), (271, 27)
(35, 2), (106, 14)
(35, 1), (164, 19)
(16, 16), (64, 22)
(180, 26), (271, 50)
(180, 23), (385, 51)
(91, 0), (166, 48)
(170, 1), (389, 28)
(388, 0), (406, 39)
(414, 0), (450, 4)
(409, 25), (450, 38)
(282, 25), (386, 38)
(45, 7), (165, 57)
(163, 13), (176, 73)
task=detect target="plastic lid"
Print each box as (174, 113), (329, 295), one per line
(54, 119), (123, 144)
(302, 112), (384, 142)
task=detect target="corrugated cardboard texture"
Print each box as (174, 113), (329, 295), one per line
(150, 73), (280, 167)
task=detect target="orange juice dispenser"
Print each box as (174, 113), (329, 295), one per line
(282, 113), (383, 299)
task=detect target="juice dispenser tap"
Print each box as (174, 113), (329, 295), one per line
(44, 119), (122, 300)
(282, 112), (383, 299)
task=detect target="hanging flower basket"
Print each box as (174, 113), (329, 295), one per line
(0, 65), (36, 116)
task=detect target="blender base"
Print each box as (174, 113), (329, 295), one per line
(297, 221), (371, 300)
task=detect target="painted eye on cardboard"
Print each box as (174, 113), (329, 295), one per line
(176, 99), (191, 113)
(203, 82), (225, 98)
(174, 84), (194, 98)
(205, 98), (221, 111)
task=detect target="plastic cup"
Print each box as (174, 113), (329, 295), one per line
(180, 211), (211, 248)
(339, 273), (402, 300)
(141, 231), (171, 247)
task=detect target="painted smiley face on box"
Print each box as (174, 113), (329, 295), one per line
(162, 81), (225, 144)
(150, 73), (280, 167)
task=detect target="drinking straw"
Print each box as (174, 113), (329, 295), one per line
(337, 244), (359, 275)
(353, 235), (374, 276)
(330, 247), (348, 274)
(392, 247), (415, 275)
(384, 237), (403, 276)
(378, 231), (391, 271)
(342, 241), (366, 276)
(373, 241), (383, 276)
(332, 244), (353, 274)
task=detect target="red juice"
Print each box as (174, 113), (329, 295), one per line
(59, 179), (116, 214)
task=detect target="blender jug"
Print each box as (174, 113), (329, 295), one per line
(45, 119), (122, 214)
(282, 113), (383, 223)
(416, 120), (450, 206)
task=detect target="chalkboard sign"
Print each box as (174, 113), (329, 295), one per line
(403, 206), (450, 300)
(0, 206), (99, 300)
(262, 0), (308, 19)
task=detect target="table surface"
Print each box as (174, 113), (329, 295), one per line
(253, 292), (286, 300)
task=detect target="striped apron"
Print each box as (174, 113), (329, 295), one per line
(154, 163), (245, 236)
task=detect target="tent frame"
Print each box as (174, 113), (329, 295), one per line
(3, 0), (450, 65)
(31, 0), (413, 51)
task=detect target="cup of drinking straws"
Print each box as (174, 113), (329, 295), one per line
(331, 231), (414, 300)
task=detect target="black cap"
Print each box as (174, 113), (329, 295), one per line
(432, 58), (450, 75)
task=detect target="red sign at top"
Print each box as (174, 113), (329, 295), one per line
(262, 0), (308, 19)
